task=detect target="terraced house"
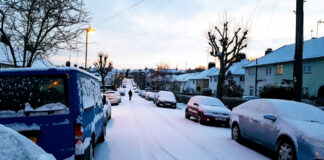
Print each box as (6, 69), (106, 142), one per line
(244, 37), (324, 98)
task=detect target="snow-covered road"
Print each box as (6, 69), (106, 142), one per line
(95, 93), (271, 160)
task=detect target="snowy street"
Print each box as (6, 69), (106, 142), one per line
(95, 93), (271, 160)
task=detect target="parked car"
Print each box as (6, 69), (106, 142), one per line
(102, 95), (112, 125)
(139, 90), (146, 97)
(0, 124), (55, 160)
(185, 96), (231, 125)
(0, 68), (106, 159)
(230, 99), (324, 160)
(156, 91), (176, 108)
(145, 92), (156, 101)
(117, 88), (126, 96)
(104, 91), (120, 105)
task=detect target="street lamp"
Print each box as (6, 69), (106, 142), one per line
(85, 27), (95, 69)
(317, 19), (323, 37)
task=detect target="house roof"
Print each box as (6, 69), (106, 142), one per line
(208, 59), (250, 76)
(245, 37), (324, 68)
(189, 67), (219, 80)
(173, 72), (199, 82)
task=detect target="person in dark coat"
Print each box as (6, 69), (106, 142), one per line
(128, 90), (133, 101)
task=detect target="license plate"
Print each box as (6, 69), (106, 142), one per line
(215, 117), (226, 121)
(29, 137), (37, 144)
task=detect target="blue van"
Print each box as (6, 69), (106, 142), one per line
(0, 67), (106, 160)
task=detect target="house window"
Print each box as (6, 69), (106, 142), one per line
(214, 78), (217, 82)
(266, 66), (272, 75)
(303, 62), (312, 73)
(276, 64), (283, 74)
(303, 87), (309, 96)
(193, 80), (195, 84)
(240, 76), (245, 81)
(249, 86), (254, 96)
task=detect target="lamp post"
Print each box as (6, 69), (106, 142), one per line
(85, 27), (95, 69)
(317, 19), (323, 38)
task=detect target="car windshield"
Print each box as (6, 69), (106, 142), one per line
(0, 75), (69, 117)
(273, 100), (324, 122)
(200, 97), (225, 107)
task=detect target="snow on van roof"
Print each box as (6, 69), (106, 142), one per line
(0, 67), (100, 80)
(245, 37), (324, 67)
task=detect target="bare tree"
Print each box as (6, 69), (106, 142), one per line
(0, 0), (89, 67)
(208, 18), (248, 100)
(94, 53), (113, 92)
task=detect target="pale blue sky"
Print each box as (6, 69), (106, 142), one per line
(52, 0), (324, 69)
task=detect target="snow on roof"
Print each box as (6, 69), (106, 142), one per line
(190, 67), (219, 80)
(173, 72), (200, 82)
(208, 59), (250, 76)
(245, 37), (324, 67)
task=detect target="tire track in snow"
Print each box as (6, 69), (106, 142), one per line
(130, 105), (178, 160)
(148, 107), (223, 160)
(130, 106), (178, 160)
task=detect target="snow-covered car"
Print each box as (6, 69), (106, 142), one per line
(0, 68), (106, 159)
(156, 91), (177, 108)
(105, 91), (121, 105)
(185, 96), (231, 125)
(145, 92), (156, 101)
(102, 95), (112, 125)
(230, 99), (324, 160)
(0, 124), (55, 160)
(117, 88), (126, 96)
(139, 90), (146, 97)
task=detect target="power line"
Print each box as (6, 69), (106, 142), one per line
(265, 0), (278, 39)
(94, 0), (145, 27)
(249, 0), (262, 30)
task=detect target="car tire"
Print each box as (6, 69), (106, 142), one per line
(276, 139), (296, 160)
(231, 123), (241, 143)
(198, 114), (205, 125)
(97, 128), (106, 143)
(89, 140), (95, 160)
(108, 111), (111, 120)
(185, 109), (190, 119)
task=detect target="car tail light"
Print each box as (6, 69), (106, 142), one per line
(74, 123), (84, 155)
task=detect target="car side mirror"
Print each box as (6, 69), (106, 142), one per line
(193, 103), (199, 106)
(264, 115), (276, 121)
(102, 95), (107, 105)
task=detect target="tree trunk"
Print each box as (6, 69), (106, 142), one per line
(216, 62), (226, 101)
(101, 76), (105, 92)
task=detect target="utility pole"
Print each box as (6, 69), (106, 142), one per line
(293, 0), (304, 102)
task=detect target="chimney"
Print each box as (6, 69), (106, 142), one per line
(66, 61), (71, 67)
(265, 48), (273, 55)
(208, 62), (215, 69)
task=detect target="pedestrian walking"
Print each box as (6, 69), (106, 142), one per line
(128, 90), (133, 101)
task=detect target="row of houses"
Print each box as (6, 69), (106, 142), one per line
(159, 37), (324, 98)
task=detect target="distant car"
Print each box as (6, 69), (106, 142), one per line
(0, 124), (55, 160)
(185, 96), (231, 125)
(156, 91), (176, 108)
(115, 91), (122, 103)
(230, 99), (324, 160)
(102, 95), (112, 125)
(242, 96), (259, 101)
(139, 90), (146, 97)
(105, 91), (120, 105)
(118, 88), (125, 96)
(145, 92), (156, 101)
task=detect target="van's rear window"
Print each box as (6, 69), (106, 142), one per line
(0, 75), (69, 117)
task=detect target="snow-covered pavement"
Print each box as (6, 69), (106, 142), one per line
(95, 93), (271, 160)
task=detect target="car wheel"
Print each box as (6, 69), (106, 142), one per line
(108, 111), (111, 120)
(185, 109), (190, 119)
(277, 139), (296, 160)
(89, 140), (95, 160)
(198, 114), (205, 125)
(231, 123), (241, 142)
(97, 128), (106, 143)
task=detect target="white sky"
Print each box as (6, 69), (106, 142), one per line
(51, 0), (324, 69)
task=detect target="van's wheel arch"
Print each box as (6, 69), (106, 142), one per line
(276, 136), (296, 160)
(97, 128), (106, 143)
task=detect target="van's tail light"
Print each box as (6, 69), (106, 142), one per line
(74, 123), (84, 155)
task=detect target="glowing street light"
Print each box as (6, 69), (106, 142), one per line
(85, 27), (95, 69)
